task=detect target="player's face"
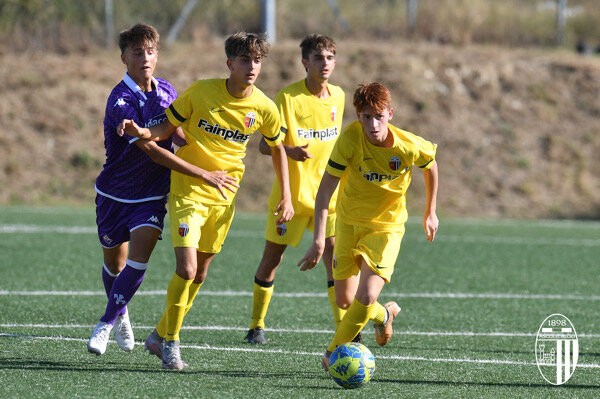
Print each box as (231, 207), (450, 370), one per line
(357, 106), (394, 147)
(303, 49), (336, 81)
(227, 54), (262, 87)
(121, 41), (158, 85)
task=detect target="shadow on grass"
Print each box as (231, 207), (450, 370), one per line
(0, 357), (328, 380)
(394, 345), (600, 359)
(373, 377), (600, 390)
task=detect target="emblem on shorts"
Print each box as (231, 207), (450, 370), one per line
(244, 111), (256, 128)
(102, 234), (113, 245)
(389, 156), (402, 171)
(535, 314), (578, 385)
(147, 215), (159, 224)
(331, 106), (337, 122)
(276, 223), (287, 236)
(178, 223), (189, 237)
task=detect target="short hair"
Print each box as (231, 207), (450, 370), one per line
(353, 82), (392, 113)
(299, 34), (336, 60)
(224, 32), (270, 59)
(118, 23), (159, 54)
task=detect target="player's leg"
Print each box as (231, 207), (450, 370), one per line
(246, 213), (306, 343)
(89, 195), (130, 355)
(160, 246), (197, 369)
(246, 240), (286, 344)
(322, 261), (385, 370)
(88, 243), (127, 356)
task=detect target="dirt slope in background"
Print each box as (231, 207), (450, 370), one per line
(1, 39), (599, 219)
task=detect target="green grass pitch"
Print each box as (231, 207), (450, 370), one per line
(0, 206), (599, 397)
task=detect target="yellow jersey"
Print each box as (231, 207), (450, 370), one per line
(266, 80), (345, 216)
(326, 121), (437, 230)
(166, 79), (281, 205)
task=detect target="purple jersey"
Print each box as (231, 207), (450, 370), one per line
(96, 73), (177, 202)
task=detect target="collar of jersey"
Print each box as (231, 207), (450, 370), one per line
(123, 72), (159, 101)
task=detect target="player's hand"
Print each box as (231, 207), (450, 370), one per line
(202, 171), (239, 200)
(118, 119), (142, 137)
(297, 242), (324, 271)
(423, 212), (439, 242)
(287, 144), (313, 162)
(274, 198), (294, 225)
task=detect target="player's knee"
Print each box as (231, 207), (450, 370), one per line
(354, 292), (378, 306)
(336, 297), (353, 309)
(104, 262), (125, 275)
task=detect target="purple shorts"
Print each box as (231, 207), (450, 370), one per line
(96, 195), (167, 248)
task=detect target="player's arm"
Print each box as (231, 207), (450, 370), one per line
(298, 171), (340, 271)
(259, 136), (313, 162)
(118, 118), (176, 141)
(422, 160), (439, 242)
(171, 127), (187, 147)
(270, 142), (294, 224)
(135, 139), (239, 200)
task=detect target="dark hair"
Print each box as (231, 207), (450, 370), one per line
(299, 34), (336, 60)
(118, 23), (159, 54)
(224, 32), (269, 59)
(353, 82), (392, 113)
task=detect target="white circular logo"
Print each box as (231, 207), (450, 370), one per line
(535, 314), (578, 385)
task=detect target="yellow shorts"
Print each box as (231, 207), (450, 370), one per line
(169, 194), (234, 253)
(265, 211), (336, 247)
(333, 220), (405, 283)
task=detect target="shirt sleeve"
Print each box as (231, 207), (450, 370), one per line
(260, 99), (283, 147)
(412, 136), (437, 170)
(325, 132), (351, 178)
(274, 90), (288, 137)
(165, 85), (193, 128)
(108, 94), (143, 144)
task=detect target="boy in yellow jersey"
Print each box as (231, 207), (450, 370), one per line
(245, 34), (346, 344)
(298, 82), (439, 371)
(119, 32), (294, 369)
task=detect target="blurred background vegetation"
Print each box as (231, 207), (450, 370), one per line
(1, 0), (600, 53)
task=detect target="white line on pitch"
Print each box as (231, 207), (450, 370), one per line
(1, 289), (599, 301)
(2, 223), (599, 247)
(2, 324), (599, 338)
(1, 333), (598, 369)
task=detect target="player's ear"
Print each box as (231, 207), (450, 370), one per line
(121, 53), (127, 65)
(226, 58), (233, 71)
(388, 108), (394, 120)
(301, 58), (308, 71)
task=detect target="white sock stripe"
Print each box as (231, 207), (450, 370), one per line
(102, 263), (119, 277)
(125, 259), (148, 271)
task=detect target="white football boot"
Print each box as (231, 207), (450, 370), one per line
(114, 308), (135, 352)
(87, 321), (113, 355)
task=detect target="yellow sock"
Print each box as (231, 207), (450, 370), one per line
(156, 282), (203, 338)
(327, 284), (345, 330)
(250, 279), (274, 329)
(327, 299), (375, 352)
(165, 273), (193, 342)
(371, 301), (387, 325)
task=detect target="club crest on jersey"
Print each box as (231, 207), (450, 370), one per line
(276, 223), (287, 236)
(244, 111), (256, 128)
(178, 223), (189, 237)
(331, 106), (337, 122)
(389, 156), (402, 171)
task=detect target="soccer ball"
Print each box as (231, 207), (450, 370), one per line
(329, 342), (375, 389)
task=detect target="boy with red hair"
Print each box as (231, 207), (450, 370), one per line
(298, 82), (439, 370)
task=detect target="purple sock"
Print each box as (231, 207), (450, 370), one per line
(102, 264), (118, 298)
(100, 263), (146, 325)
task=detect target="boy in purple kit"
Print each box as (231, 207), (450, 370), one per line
(88, 23), (238, 356)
